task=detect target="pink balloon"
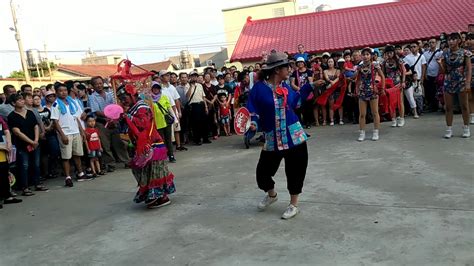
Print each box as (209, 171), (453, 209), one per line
(104, 104), (124, 120)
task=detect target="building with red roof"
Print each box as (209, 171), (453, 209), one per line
(230, 0), (474, 63)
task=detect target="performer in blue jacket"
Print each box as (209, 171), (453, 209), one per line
(247, 52), (312, 220)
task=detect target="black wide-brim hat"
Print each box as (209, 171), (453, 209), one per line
(262, 52), (289, 70)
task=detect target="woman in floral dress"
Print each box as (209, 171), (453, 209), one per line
(355, 47), (385, 141)
(439, 32), (472, 139)
(382, 45), (406, 127)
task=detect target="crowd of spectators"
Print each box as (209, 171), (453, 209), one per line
(1, 29), (472, 209)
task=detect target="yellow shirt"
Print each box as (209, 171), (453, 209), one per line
(152, 95), (172, 130)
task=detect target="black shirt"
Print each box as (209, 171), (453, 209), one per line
(7, 110), (38, 151)
(38, 108), (54, 136)
(216, 84), (232, 98)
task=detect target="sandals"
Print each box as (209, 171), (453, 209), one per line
(176, 146), (188, 151)
(35, 185), (49, 192)
(98, 170), (106, 176)
(22, 189), (35, 196)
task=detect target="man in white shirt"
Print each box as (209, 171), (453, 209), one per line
(51, 83), (91, 187)
(158, 70), (182, 150)
(423, 38), (443, 112)
(404, 42), (427, 83)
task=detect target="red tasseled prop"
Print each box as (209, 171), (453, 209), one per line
(385, 83), (402, 116)
(332, 79), (347, 111)
(316, 78), (346, 108)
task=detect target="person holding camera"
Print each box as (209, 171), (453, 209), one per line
(404, 42), (427, 117)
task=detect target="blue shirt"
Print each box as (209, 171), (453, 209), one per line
(293, 53), (309, 62)
(247, 81), (312, 151)
(89, 91), (114, 113)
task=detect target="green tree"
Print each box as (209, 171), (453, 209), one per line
(8, 70), (25, 78)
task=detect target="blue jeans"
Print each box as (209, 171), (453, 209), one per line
(46, 134), (60, 173)
(17, 148), (40, 190)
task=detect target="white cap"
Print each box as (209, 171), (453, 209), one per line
(322, 52), (331, 57)
(296, 57), (305, 63)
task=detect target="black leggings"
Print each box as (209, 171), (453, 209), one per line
(0, 162), (11, 200)
(256, 142), (308, 195)
(158, 125), (173, 157)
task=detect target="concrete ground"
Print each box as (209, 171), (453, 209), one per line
(0, 113), (473, 266)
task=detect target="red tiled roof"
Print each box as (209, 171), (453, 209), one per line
(231, 0), (474, 62)
(57, 64), (119, 77)
(138, 60), (173, 72)
(57, 64), (151, 78)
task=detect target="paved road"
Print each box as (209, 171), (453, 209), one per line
(1, 114), (473, 266)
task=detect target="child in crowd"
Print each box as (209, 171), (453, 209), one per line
(85, 116), (105, 177)
(412, 73), (424, 117)
(218, 95), (231, 136)
(404, 72), (421, 119)
(343, 53), (357, 78)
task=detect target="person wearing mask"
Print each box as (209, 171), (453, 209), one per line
(438, 32), (472, 138)
(89, 76), (129, 172)
(150, 82), (178, 163)
(187, 71), (210, 145)
(423, 38), (443, 112)
(0, 85), (17, 121)
(247, 52), (312, 220)
(7, 94), (48, 195)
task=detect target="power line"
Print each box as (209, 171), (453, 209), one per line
(0, 41), (238, 54)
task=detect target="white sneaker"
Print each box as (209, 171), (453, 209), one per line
(330, 121), (335, 126)
(281, 204), (299, 220)
(414, 114), (420, 119)
(357, 130), (365, 142)
(257, 194), (278, 211)
(372, 129), (379, 141)
(339, 121), (344, 125)
(444, 128), (453, 139)
(391, 119), (398, 127)
(462, 126), (471, 138)
(470, 114), (474, 125)
(398, 118), (405, 127)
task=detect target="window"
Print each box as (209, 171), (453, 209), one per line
(272, 7), (285, 17)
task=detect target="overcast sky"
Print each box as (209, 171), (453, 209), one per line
(0, 0), (392, 77)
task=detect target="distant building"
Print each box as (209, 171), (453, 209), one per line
(230, 0), (473, 64)
(222, 0), (313, 58)
(168, 48), (228, 69)
(81, 50), (123, 65)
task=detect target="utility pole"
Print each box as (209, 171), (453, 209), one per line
(44, 43), (53, 81)
(10, 0), (30, 82)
